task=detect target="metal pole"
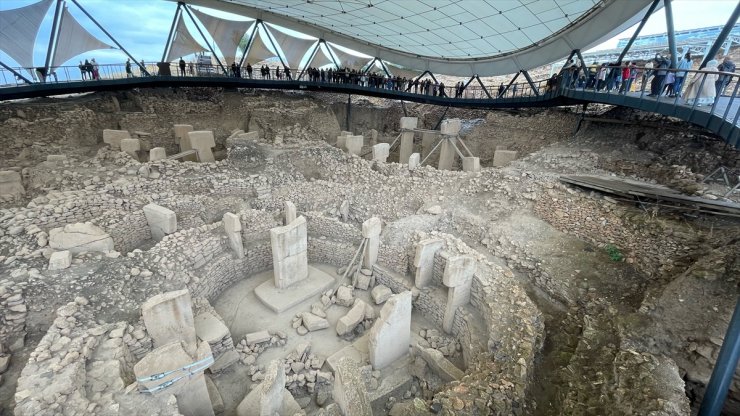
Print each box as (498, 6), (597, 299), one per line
(161, 3), (182, 63)
(182, 4), (227, 75)
(0, 61), (32, 84)
(69, 0), (150, 76)
(238, 21), (259, 67)
(433, 106), (449, 130)
(698, 297), (740, 416)
(499, 71), (521, 98)
(362, 58), (377, 75)
(475, 75), (492, 99)
(346, 94), (351, 131)
(44, 0), (64, 75)
(378, 59), (391, 78)
(521, 70), (540, 96)
(261, 22), (289, 69)
(617, 0), (660, 64)
(298, 41), (321, 80)
(664, 0), (678, 69)
(700, 2), (740, 68)
(557, 50), (576, 76)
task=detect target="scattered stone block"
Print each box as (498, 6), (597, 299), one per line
(408, 153), (420, 170)
(336, 286), (354, 307)
(120, 138), (141, 159)
(336, 300), (367, 336)
(187, 131), (216, 162)
(463, 156), (480, 172)
(440, 118), (462, 136)
(368, 291), (412, 370)
(246, 330), (271, 345)
(141, 290), (197, 355)
(371, 285), (392, 304)
(194, 312), (230, 345)
(48, 250), (72, 270)
(149, 147), (166, 161)
(372, 143), (390, 163)
(0, 171), (24, 198)
(143, 203), (177, 240)
(46, 154), (67, 163)
(417, 346), (464, 382)
(493, 149), (518, 167)
(236, 360), (301, 416)
(333, 357), (372, 416)
(49, 223), (114, 253)
(102, 129), (130, 149)
(301, 312), (330, 332)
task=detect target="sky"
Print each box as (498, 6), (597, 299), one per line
(0, 0), (738, 72)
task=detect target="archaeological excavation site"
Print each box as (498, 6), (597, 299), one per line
(0, 87), (737, 416)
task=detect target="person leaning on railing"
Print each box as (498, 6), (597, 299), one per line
(716, 56), (736, 96)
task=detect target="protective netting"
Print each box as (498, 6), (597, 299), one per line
(265, 23), (315, 69)
(51, 6), (114, 69)
(243, 26), (278, 66)
(166, 14), (207, 63)
(190, 8), (252, 65)
(0, 0), (53, 70)
(327, 43), (371, 70)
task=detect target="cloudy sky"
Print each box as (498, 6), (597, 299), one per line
(0, 0), (738, 71)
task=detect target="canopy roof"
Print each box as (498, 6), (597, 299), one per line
(181, 0), (657, 76)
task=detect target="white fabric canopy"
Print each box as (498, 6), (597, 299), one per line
(0, 0), (53, 69)
(327, 43), (371, 70)
(307, 44), (335, 68)
(190, 7), (252, 64)
(384, 62), (422, 79)
(166, 14), (207, 63)
(51, 6), (114, 69)
(243, 27), (277, 66)
(265, 23), (315, 69)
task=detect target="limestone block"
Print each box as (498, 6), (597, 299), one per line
(149, 147), (166, 161)
(0, 171), (24, 197)
(493, 149), (518, 167)
(345, 135), (363, 155)
(302, 312), (330, 332)
(236, 360), (301, 416)
(371, 284), (392, 304)
(413, 238), (444, 289)
(442, 255), (476, 287)
(120, 138), (141, 159)
(408, 153), (420, 170)
(188, 131), (216, 162)
(463, 157), (480, 172)
(336, 135), (347, 151)
(333, 357), (372, 416)
(440, 118), (462, 136)
(46, 154), (67, 163)
(284, 201), (296, 225)
(421, 132), (439, 159)
(372, 143), (390, 163)
(270, 216), (308, 289)
(48, 250), (72, 270)
(223, 212), (244, 258)
(238, 131), (259, 140)
(368, 291), (412, 370)
(173, 124), (194, 145)
(143, 203), (177, 240)
(49, 223), (114, 253)
(336, 300), (366, 336)
(102, 129), (130, 149)
(444, 284), (471, 334)
(194, 312), (230, 344)
(362, 217), (382, 238)
(417, 346), (464, 382)
(399, 131), (414, 164)
(438, 138), (456, 170)
(246, 330), (271, 345)
(336, 286), (354, 307)
(134, 341), (214, 416)
(400, 117), (418, 130)
(141, 290), (197, 355)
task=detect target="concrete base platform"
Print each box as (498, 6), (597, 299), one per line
(255, 266), (335, 313)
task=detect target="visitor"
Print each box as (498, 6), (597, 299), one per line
(246, 63), (253, 78)
(284, 66), (292, 80)
(79, 61), (87, 80)
(84, 59), (93, 80)
(498, 83), (505, 97)
(188, 62), (194, 76)
(716, 56), (736, 96)
(91, 59), (99, 80)
(587, 61), (598, 89)
(649, 54), (669, 97)
(619, 62), (631, 94)
(439, 81), (446, 97)
(139, 60), (146, 76)
(231, 62), (238, 77)
(673, 52), (692, 97)
(662, 71), (675, 96)
(683, 59), (719, 106)
(125, 59), (133, 78)
(275, 66), (281, 80)
(179, 57), (186, 76)
(596, 64), (607, 91)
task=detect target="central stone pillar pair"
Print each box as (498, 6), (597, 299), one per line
(174, 124), (215, 162)
(399, 117), (418, 164)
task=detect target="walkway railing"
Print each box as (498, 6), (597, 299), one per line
(0, 62), (738, 147)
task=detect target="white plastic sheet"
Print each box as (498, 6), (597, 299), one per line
(306, 44), (335, 68)
(190, 8), (252, 65)
(0, 0), (53, 69)
(265, 23), (315, 69)
(243, 26), (277, 65)
(166, 14), (207, 63)
(327, 43), (371, 70)
(51, 6), (114, 69)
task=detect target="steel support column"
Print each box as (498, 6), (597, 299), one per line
(700, 2), (740, 68)
(70, 0), (149, 75)
(475, 75), (492, 99)
(378, 59), (392, 78)
(43, 0), (64, 77)
(698, 297), (740, 416)
(0, 61), (33, 84)
(499, 71), (521, 98)
(433, 106), (449, 130)
(617, 0), (660, 64)
(298, 41), (321, 80)
(664, 0), (678, 69)
(521, 70), (540, 96)
(362, 58), (377, 75)
(238, 22), (259, 67)
(161, 3), (182, 63)
(182, 4), (227, 74)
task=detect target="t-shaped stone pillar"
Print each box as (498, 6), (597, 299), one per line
(173, 124), (194, 145)
(408, 153), (421, 170)
(372, 143), (390, 163)
(149, 147), (166, 161)
(336, 131), (352, 151)
(442, 254), (476, 333)
(345, 135), (363, 156)
(284, 201), (296, 225)
(141, 289), (198, 356)
(103, 129), (131, 149)
(187, 131), (216, 162)
(270, 216), (308, 289)
(362, 217), (381, 269)
(143, 203), (177, 240)
(413, 238), (444, 288)
(120, 138), (141, 160)
(438, 119), (462, 171)
(399, 117), (418, 164)
(223, 212), (244, 259)
(368, 290), (412, 370)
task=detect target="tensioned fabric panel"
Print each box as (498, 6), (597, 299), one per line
(265, 23), (315, 69)
(306, 44), (335, 69)
(51, 6), (114, 69)
(327, 43), (371, 71)
(190, 7), (252, 64)
(0, 0), (53, 70)
(243, 26), (278, 66)
(167, 15), (207, 63)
